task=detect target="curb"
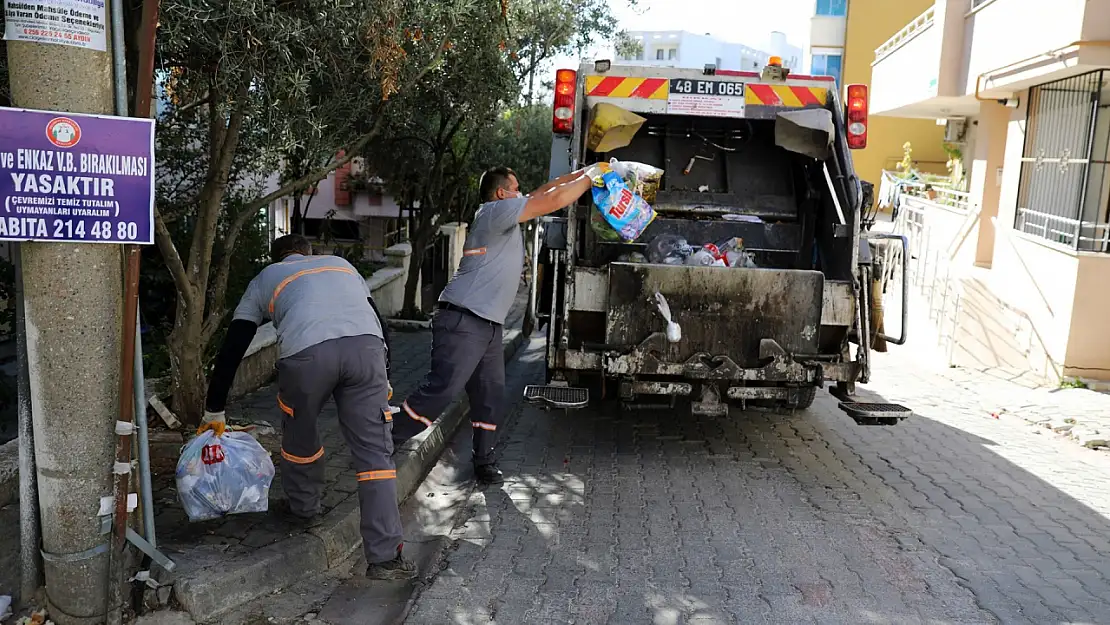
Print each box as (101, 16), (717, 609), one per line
(385, 318), (433, 332)
(170, 327), (527, 624)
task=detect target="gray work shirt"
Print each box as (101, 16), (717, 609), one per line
(233, 254), (384, 359)
(439, 196), (526, 325)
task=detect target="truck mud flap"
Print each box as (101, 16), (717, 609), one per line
(837, 401), (911, 426)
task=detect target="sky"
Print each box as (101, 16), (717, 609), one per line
(550, 0), (815, 69)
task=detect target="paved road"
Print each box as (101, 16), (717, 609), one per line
(396, 336), (1110, 625)
(219, 330), (1110, 625)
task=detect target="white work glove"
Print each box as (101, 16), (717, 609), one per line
(583, 163), (606, 181)
(198, 410), (226, 436)
(202, 410), (226, 424)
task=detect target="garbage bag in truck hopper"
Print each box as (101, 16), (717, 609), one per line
(774, 108), (835, 161)
(587, 102), (647, 153)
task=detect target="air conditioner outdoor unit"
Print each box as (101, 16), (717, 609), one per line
(943, 118), (967, 144)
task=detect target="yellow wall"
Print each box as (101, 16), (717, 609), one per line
(843, 0), (949, 187)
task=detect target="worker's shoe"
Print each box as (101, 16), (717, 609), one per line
(474, 463), (505, 485)
(271, 499), (323, 529)
(366, 553), (418, 581)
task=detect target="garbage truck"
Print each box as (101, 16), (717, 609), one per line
(524, 58), (912, 424)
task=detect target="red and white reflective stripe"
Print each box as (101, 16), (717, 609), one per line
(463, 247), (487, 257)
(472, 421), (497, 431)
(402, 401), (433, 428)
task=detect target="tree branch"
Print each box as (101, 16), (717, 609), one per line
(189, 76), (252, 296)
(175, 92), (212, 116)
(154, 210), (196, 311)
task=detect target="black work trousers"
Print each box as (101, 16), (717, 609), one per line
(393, 306), (505, 465)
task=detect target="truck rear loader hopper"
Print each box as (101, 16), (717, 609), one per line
(524, 60), (912, 425)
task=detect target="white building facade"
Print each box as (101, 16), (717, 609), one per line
(617, 30), (801, 72)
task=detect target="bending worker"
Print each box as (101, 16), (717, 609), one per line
(393, 164), (600, 485)
(202, 234), (415, 581)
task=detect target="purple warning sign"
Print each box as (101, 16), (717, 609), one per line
(0, 107), (154, 244)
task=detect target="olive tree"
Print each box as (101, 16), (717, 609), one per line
(150, 0), (477, 424)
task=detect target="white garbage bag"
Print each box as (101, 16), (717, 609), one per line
(176, 429), (275, 522)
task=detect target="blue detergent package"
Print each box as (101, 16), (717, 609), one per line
(591, 169), (656, 242)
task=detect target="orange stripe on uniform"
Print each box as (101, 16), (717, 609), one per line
(472, 421), (497, 431)
(357, 469), (397, 481)
(383, 408), (393, 422)
(278, 395), (294, 417)
(403, 401), (433, 428)
(269, 266), (359, 314)
(282, 447), (324, 464)
(463, 247), (487, 257)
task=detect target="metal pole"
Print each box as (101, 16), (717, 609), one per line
(133, 306), (155, 546)
(106, 0), (157, 551)
(105, 0), (160, 620)
(106, 0), (133, 620)
(106, 245), (140, 625)
(14, 243), (42, 606)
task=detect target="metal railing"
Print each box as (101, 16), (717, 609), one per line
(1015, 70), (1110, 252)
(885, 175), (980, 360)
(1015, 208), (1110, 252)
(874, 6), (936, 63)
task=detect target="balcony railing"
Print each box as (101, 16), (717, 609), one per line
(874, 6), (936, 63)
(1015, 209), (1110, 253)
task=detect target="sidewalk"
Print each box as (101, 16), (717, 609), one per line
(884, 271), (1110, 451)
(160, 287), (528, 622)
(0, 286), (530, 623)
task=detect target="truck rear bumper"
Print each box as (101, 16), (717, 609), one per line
(558, 333), (860, 385)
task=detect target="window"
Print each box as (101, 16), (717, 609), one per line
(668, 48), (677, 60)
(815, 0), (847, 16)
(656, 48), (665, 60)
(811, 54), (842, 83)
(1015, 70), (1110, 252)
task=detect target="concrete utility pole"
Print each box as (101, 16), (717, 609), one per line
(5, 11), (124, 625)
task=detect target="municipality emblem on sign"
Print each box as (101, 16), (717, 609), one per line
(46, 117), (82, 148)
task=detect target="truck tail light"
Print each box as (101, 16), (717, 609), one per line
(845, 84), (868, 150)
(553, 69), (577, 135)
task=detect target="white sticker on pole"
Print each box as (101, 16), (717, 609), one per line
(3, 0), (108, 52)
(667, 78), (746, 118)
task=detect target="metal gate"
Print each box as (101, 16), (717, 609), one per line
(1015, 70), (1109, 251)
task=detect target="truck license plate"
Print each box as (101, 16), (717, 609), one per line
(669, 79), (746, 97)
(667, 79), (746, 118)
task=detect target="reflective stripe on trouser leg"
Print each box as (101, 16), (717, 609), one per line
(393, 309), (492, 445)
(332, 334), (405, 564)
(276, 347), (337, 517)
(466, 322), (505, 465)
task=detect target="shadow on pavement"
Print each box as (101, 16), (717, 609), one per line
(402, 337), (1110, 624)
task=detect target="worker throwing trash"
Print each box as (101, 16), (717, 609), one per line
(392, 164), (602, 484)
(202, 234), (415, 581)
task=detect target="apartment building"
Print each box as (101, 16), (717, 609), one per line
(617, 30), (801, 72)
(808, 0), (847, 81)
(869, 0), (1110, 382)
(807, 0), (950, 188)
